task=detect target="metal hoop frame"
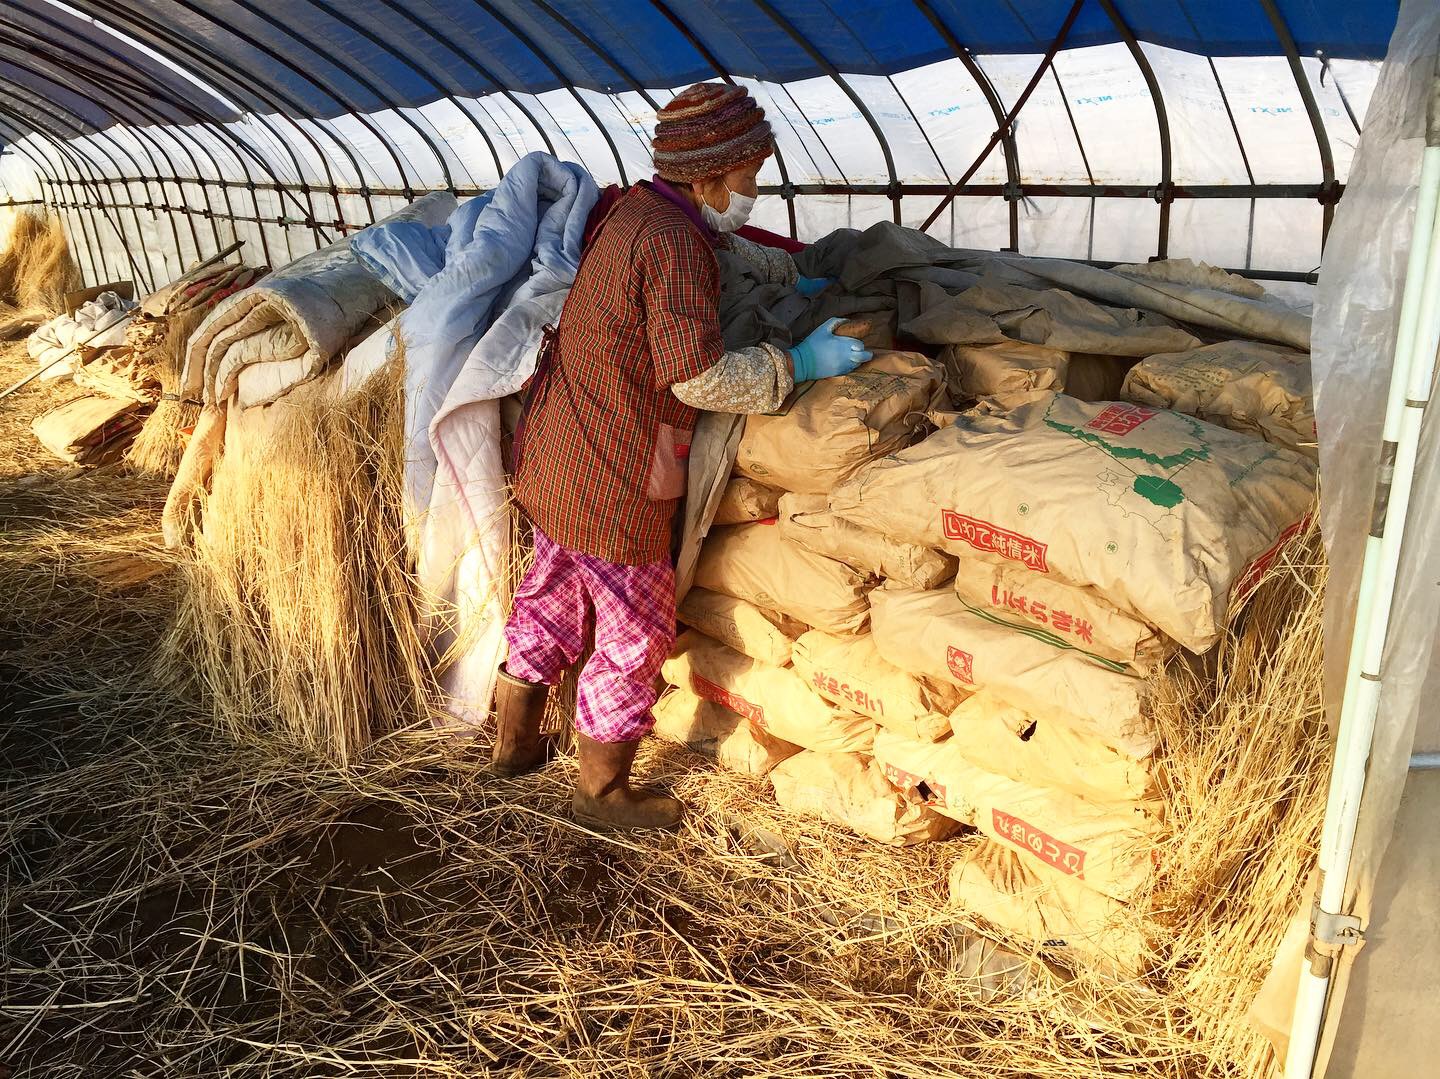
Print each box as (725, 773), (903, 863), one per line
(0, 0), (1354, 288)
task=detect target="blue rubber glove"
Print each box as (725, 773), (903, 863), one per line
(795, 275), (833, 297)
(789, 317), (874, 382)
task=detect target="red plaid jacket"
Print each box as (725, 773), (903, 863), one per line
(513, 184), (723, 564)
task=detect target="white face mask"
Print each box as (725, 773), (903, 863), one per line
(701, 187), (755, 232)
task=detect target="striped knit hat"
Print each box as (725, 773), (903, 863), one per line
(652, 83), (774, 183)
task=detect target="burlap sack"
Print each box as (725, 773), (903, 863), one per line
(770, 750), (960, 846)
(833, 313), (897, 350)
(949, 689), (1156, 806)
(662, 631), (877, 753)
(712, 476), (783, 525)
(31, 395), (144, 466)
(874, 731), (1159, 901)
(951, 556), (1168, 672)
(695, 522), (872, 635)
(677, 588), (805, 667)
(735, 350), (944, 494)
(1120, 340), (1316, 457)
(778, 493), (956, 590)
(791, 630), (961, 742)
(651, 686), (801, 776)
(941, 341), (1068, 399)
(949, 842), (1148, 980)
(869, 585), (1154, 758)
(831, 391), (1317, 651)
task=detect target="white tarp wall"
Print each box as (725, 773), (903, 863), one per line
(1310, 0), (1440, 1067)
(0, 41), (1377, 294)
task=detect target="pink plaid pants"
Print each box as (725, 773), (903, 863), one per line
(503, 528), (675, 743)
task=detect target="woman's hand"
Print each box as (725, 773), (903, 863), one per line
(789, 317), (874, 382)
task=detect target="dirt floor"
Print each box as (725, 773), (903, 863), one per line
(0, 337), (1297, 1078)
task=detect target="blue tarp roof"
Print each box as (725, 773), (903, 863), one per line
(0, 1), (1404, 135)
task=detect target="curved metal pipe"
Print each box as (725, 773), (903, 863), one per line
(911, 0), (1023, 247)
(0, 97), (119, 282)
(303, 0), (495, 184)
(219, 0), (454, 195)
(372, 0), (555, 160)
(1096, 0), (1174, 260)
(53, 48), (281, 268)
(1258, 0), (1339, 242)
(920, 0), (1085, 233)
(472, 0), (630, 184)
(43, 35), (287, 266)
(0, 105), (147, 285)
(0, 118), (104, 283)
(4, 43), (210, 269)
(74, 0), (376, 236)
(750, 0), (903, 223)
(0, 39), (173, 282)
(0, 28), (275, 274)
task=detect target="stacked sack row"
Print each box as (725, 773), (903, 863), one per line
(654, 305), (1319, 977)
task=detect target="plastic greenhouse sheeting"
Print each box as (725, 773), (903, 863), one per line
(0, 0), (1401, 293)
(1309, 0), (1440, 1066)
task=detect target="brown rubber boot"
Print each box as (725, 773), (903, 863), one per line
(489, 667), (550, 777)
(571, 733), (684, 831)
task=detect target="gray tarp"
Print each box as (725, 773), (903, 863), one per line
(720, 221), (1311, 354)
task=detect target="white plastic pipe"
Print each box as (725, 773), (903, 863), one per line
(1283, 139), (1440, 1079)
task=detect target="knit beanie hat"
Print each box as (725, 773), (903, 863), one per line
(652, 83), (775, 184)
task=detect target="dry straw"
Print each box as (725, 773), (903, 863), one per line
(3, 388), (1331, 1079)
(0, 209), (82, 338)
(2, 293), (1330, 1076)
(163, 352), (437, 760)
(124, 304), (211, 477)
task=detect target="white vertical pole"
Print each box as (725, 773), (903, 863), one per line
(1283, 119), (1440, 1078)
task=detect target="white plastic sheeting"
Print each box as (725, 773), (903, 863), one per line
(1310, 0), (1440, 1066)
(0, 42), (1377, 291)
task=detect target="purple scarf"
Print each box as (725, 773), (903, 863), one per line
(645, 175), (720, 246)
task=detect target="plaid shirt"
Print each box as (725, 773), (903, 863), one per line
(513, 185), (723, 564)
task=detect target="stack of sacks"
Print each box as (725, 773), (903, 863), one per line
(901, 280), (1199, 406)
(778, 493), (956, 591)
(711, 476), (781, 525)
(651, 686), (801, 777)
(829, 391), (1317, 655)
(820, 389), (1315, 969)
(654, 350), (963, 843)
(948, 842), (1149, 980)
(733, 350), (944, 493)
(695, 521), (872, 635)
(662, 630), (876, 756)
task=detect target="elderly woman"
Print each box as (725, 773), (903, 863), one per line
(496, 83), (870, 831)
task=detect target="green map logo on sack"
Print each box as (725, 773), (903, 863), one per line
(941, 510), (1048, 572)
(946, 645), (974, 684)
(992, 809), (1087, 877)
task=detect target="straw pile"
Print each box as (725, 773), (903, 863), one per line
(2, 380), (1330, 1079)
(123, 304), (212, 477)
(162, 354), (436, 761)
(0, 209), (82, 339)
